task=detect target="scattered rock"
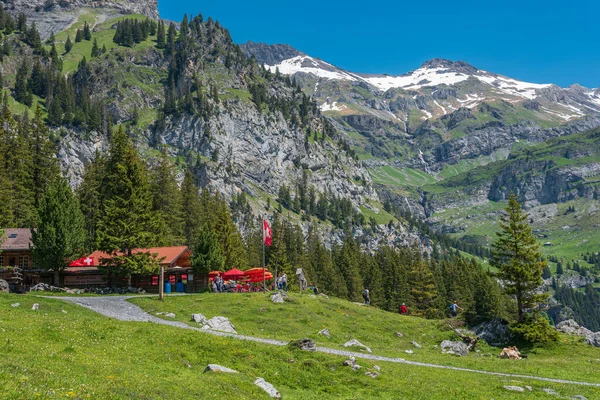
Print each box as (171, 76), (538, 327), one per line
(202, 316), (237, 334)
(191, 314), (207, 324)
(11, 303), (20, 307)
(571, 396), (587, 400)
(411, 341), (422, 349)
(318, 328), (330, 338)
(404, 349), (413, 354)
(543, 388), (559, 396)
(471, 318), (513, 346)
(288, 338), (316, 351)
(365, 371), (379, 378)
(271, 292), (287, 304)
(31, 303), (39, 310)
(395, 332), (404, 337)
(0, 279), (9, 293)
(373, 365), (380, 371)
(504, 386), (525, 392)
(318, 293), (329, 299)
(498, 346), (521, 360)
(343, 339), (372, 353)
(585, 332), (600, 347)
(254, 378), (281, 399)
(203, 364), (238, 373)
(164, 313), (176, 318)
(440, 340), (469, 356)
(342, 356), (361, 371)
(525, 386), (532, 391)
(556, 319), (592, 336)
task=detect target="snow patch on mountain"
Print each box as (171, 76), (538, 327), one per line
(363, 68), (470, 91)
(266, 55), (360, 81)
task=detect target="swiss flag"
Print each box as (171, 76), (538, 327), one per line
(69, 256), (95, 267)
(263, 220), (272, 247)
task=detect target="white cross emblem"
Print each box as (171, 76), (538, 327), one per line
(83, 257), (93, 266)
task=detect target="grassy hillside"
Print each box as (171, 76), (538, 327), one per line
(2, 292), (600, 399)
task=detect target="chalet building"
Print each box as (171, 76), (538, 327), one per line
(0, 228), (33, 269)
(65, 246), (197, 291)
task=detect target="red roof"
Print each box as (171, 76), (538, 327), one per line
(88, 246), (191, 267)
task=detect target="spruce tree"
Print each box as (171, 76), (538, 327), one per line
(64, 35), (73, 53)
(149, 148), (182, 245)
(335, 229), (364, 301)
(156, 20), (165, 48)
(83, 21), (91, 40)
(491, 193), (548, 322)
(408, 253), (438, 317)
(177, 169), (201, 247)
(96, 125), (159, 284)
(31, 177), (85, 285)
(191, 224), (224, 273)
(77, 151), (104, 252)
(75, 28), (83, 43)
(91, 38), (99, 57)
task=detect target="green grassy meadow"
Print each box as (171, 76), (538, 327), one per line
(2, 292), (600, 399)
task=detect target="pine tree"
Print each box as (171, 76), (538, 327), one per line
(335, 229), (364, 301)
(191, 224), (224, 273)
(77, 151), (104, 252)
(91, 38), (99, 57)
(156, 20), (165, 48)
(149, 148), (182, 245)
(14, 58), (31, 106)
(408, 252), (438, 317)
(97, 125), (160, 284)
(179, 169), (202, 246)
(64, 35), (73, 53)
(556, 261), (564, 275)
(31, 177), (85, 285)
(491, 193), (548, 323)
(75, 28), (83, 43)
(83, 21), (91, 40)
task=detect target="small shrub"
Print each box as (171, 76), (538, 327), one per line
(510, 315), (559, 344)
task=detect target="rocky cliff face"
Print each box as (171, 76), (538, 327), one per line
(6, 0), (158, 39)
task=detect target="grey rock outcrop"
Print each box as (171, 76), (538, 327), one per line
(343, 339), (372, 353)
(555, 320), (592, 336)
(204, 364), (238, 373)
(440, 340), (469, 356)
(504, 386), (525, 392)
(271, 292), (286, 304)
(471, 318), (513, 346)
(584, 332), (600, 347)
(342, 356), (361, 371)
(240, 42), (304, 66)
(254, 378), (281, 399)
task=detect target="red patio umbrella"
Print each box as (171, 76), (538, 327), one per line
(223, 268), (245, 280)
(244, 267), (269, 275)
(244, 273), (274, 283)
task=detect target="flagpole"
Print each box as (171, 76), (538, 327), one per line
(262, 218), (266, 292)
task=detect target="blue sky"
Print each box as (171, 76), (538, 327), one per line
(159, 1), (599, 88)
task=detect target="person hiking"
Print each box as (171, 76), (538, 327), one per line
(449, 300), (463, 317)
(400, 303), (407, 314)
(281, 273), (287, 291)
(362, 288), (370, 305)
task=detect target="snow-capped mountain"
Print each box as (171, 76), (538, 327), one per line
(241, 43), (600, 123)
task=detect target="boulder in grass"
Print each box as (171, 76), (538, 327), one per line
(271, 292), (285, 304)
(440, 340), (469, 356)
(318, 328), (330, 338)
(504, 386), (525, 392)
(344, 339), (372, 353)
(254, 378), (281, 399)
(191, 314), (207, 324)
(203, 364), (238, 373)
(0, 279), (9, 293)
(288, 338), (316, 351)
(202, 316), (237, 334)
(584, 332), (600, 347)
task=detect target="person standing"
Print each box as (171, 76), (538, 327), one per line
(450, 300), (463, 317)
(281, 272), (287, 291)
(400, 303), (408, 314)
(362, 288), (370, 305)
(276, 274), (282, 290)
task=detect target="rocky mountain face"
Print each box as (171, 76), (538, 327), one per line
(4, 0), (158, 39)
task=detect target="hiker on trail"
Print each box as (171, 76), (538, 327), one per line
(400, 303), (407, 314)
(313, 286), (318, 295)
(362, 288), (370, 305)
(450, 300), (463, 317)
(281, 273), (287, 291)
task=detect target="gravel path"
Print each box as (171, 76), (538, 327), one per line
(55, 295), (600, 388)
